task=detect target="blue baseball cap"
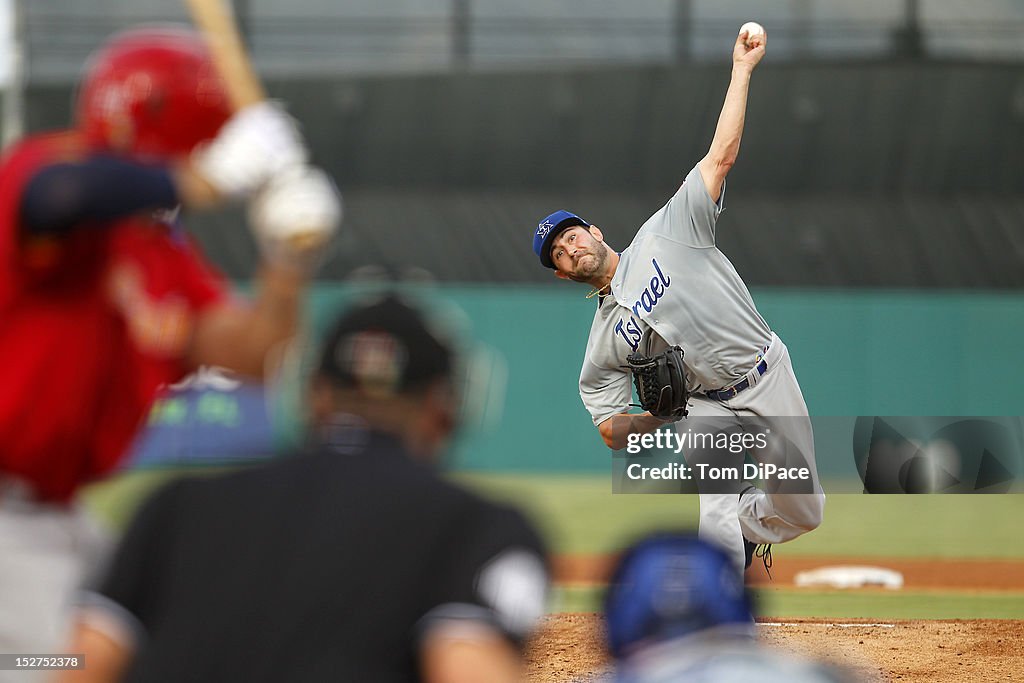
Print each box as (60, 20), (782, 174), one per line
(533, 210), (590, 269)
(604, 533), (754, 659)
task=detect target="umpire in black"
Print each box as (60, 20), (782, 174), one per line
(61, 293), (550, 683)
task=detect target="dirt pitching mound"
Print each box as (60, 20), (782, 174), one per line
(525, 615), (1024, 682)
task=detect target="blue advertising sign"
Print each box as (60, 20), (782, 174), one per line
(124, 367), (279, 469)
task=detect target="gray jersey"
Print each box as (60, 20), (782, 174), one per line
(580, 165), (772, 426)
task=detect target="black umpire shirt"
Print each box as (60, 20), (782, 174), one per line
(87, 430), (549, 682)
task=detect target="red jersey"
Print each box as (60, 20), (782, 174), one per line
(0, 132), (227, 502)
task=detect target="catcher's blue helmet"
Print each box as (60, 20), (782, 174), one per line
(604, 533), (754, 659)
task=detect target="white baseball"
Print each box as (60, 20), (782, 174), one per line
(739, 21), (765, 47)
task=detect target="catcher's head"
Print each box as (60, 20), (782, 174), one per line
(312, 292), (458, 459)
(76, 26), (231, 160)
(604, 532), (754, 660)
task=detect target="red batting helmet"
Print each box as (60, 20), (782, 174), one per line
(76, 26), (232, 159)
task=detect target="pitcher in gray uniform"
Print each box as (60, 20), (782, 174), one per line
(530, 26), (824, 571)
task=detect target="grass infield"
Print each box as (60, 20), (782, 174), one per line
(455, 474), (1024, 559)
(86, 471), (1023, 560)
(551, 585), (1024, 620)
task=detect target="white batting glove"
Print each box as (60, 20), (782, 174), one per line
(248, 165), (342, 272)
(194, 101), (308, 198)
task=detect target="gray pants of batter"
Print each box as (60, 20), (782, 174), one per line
(0, 481), (111, 683)
(679, 333), (825, 570)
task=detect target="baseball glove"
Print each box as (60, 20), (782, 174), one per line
(625, 346), (690, 420)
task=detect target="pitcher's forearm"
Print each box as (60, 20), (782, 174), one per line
(599, 412), (672, 450)
(706, 66), (753, 170)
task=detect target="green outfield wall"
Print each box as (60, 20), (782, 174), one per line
(300, 285), (1024, 475)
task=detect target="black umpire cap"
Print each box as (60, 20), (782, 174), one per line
(318, 293), (453, 397)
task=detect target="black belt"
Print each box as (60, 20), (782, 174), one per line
(705, 357), (769, 402)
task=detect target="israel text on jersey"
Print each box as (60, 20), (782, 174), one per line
(614, 258), (670, 352)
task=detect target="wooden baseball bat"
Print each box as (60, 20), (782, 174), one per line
(184, 0), (265, 109)
(184, 0), (338, 258)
